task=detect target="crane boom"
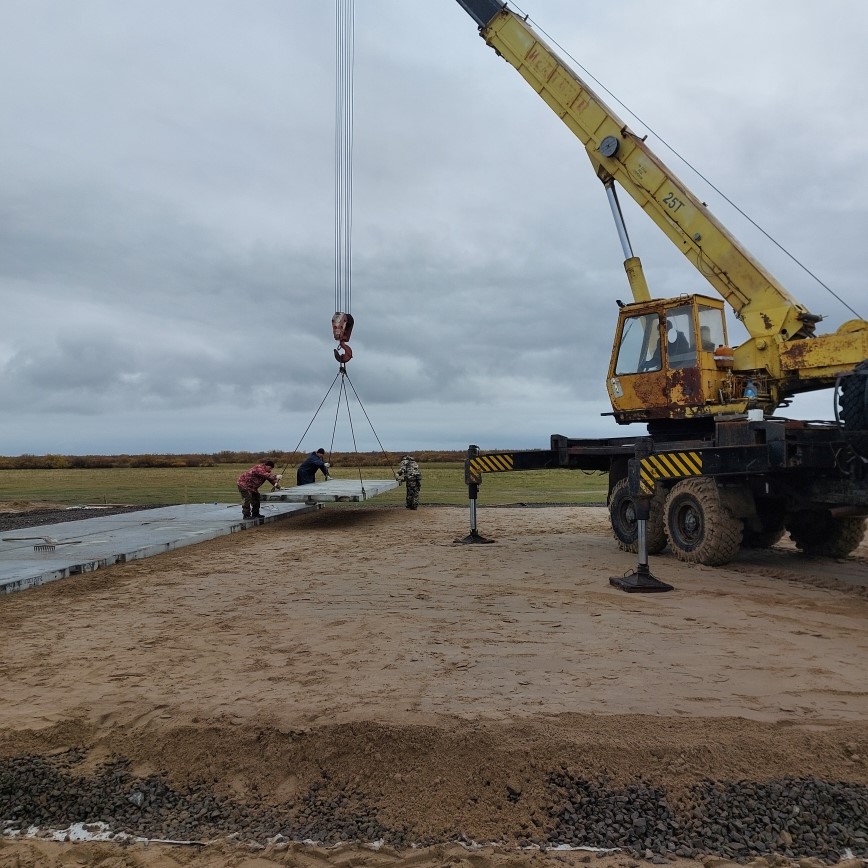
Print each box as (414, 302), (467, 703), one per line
(459, 0), (818, 341)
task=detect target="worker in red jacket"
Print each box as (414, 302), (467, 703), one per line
(236, 459), (281, 520)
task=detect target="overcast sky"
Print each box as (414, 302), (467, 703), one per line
(2, 0), (866, 457)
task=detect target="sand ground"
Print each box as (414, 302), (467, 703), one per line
(1, 505), (866, 868)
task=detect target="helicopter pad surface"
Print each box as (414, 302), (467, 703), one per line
(260, 479), (399, 503)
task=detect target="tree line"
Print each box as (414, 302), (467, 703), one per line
(0, 450), (468, 470)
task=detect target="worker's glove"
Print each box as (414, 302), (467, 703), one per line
(324, 463), (330, 469)
(273, 484), (281, 490)
(395, 471), (404, 482)
(275, 474), (283, 481)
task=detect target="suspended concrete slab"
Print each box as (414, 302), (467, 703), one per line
(261, 478), (398, 503)
(0, 501), (319, 597)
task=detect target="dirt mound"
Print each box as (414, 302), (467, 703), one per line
(2, 717), (866, 860)
(1, 506), (866, 867)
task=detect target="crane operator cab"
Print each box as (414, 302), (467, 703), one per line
(607, 294), (733, 426)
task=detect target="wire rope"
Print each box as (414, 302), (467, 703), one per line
(334, 0), (355, 317)
(283, 2), (396, 486)
(279, 369), (341, 477)
(329, 376), (345, 457)
(339, 376), (368, 493)
(280, 369), (396, 481)
(343, 370), (396, 476)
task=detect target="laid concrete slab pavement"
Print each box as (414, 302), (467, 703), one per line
(0, 501), (319, 596)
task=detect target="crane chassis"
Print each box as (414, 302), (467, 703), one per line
(454, 0), (867, 566)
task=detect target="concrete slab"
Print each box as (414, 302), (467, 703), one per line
(261, 478), (398, 503)
(0, 501), (319, 596)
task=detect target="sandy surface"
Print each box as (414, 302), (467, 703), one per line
(1, 505), (866, 867)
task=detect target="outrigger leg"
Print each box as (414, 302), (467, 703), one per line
(609, 505), (673, 592)
(457, 445), (494, 544)
(610, 444), (673, 592)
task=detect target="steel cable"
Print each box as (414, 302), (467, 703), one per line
(283, 2), (395, 484)
(334, 0), (354, 317)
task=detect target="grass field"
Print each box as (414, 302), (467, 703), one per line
(0, 463), (608, 508)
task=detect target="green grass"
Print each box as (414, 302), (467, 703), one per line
(0, 463), (608, 508)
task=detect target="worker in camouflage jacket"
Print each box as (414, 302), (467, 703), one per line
(395, 455), (422, 510)
(236, 459), (281, 520)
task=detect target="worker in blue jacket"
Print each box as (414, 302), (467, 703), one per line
(296, 448), (332, 485)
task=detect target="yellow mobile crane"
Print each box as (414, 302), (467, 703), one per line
(455, 0), (868, 567)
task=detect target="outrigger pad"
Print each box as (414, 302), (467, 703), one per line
(455, 530), (496, 544)
(609, 566), (674, 593)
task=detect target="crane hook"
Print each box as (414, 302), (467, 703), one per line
(334, 340), (353, 365)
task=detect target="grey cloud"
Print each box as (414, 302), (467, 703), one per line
(1, 0), (865, 455)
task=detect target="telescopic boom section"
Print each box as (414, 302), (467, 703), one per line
(454, 0), (820, 344)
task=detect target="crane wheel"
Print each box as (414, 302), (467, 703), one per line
(785, 511), (866, 558)
(608, 478), (666, 554)
(664, 477), (743, 566)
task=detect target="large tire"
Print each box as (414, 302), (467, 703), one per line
(608, 478), (667, 554)
(785, 511), (866, 558)
(664, 477), (743, 566)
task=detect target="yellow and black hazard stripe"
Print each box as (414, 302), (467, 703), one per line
(469, 453), (514, 476)
(639, 451), (703, 494)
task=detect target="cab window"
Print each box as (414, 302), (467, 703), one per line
(615, 313), (661, 375)
(665, 304), (696, 369)
(698, 305), (726, 351)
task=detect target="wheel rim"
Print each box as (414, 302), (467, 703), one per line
(618, 500), (636, 531)
(673, 499), (703, 547)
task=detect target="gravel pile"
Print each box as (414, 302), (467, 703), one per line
(0, 752), (406, 848)
(1, 751), (866, 861)
(543, 770), (867, 862)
